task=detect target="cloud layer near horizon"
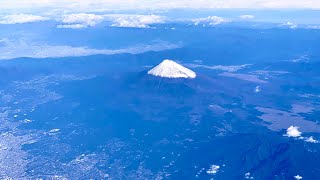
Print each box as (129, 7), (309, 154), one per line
(57, 14), (165, 29)
(0, 13), (166, 28)
(0, 14), (49, 24)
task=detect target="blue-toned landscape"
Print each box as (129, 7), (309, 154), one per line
(0, 3), (320, 180)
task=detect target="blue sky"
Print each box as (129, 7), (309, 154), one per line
(1, 0), (320, 24)
(1, 0), (320, 12)
(1, 1), (320, 25)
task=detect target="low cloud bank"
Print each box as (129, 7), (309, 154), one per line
(0, 39), (182, 60)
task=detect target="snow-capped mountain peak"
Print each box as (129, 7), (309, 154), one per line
(148, 59), (196, 79)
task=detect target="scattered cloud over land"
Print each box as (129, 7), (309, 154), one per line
(285, 126), (302, 137)
(206, 165), (220, 175)
(294, 175), (303, 180)
(245, 172), (254, 179)
(305, 136), (319, 143)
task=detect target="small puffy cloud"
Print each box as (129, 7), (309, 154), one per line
(245, 172), (254, 179)
(285, 126), (302, 137)
(294, 175), (303, 180)
(206, 165), (220, 175)
(239, 15), (255, 19)
(57, 24), (87, 29)
(57, 13), (104, 28)
(193, 16), (229, 26)
(255, 86), (261, 93)
(305, 136), (319, 143)
(48, 128), (60, 133)
(105, 14), (165, 28)
(281, 22), (298, 29)
(0, 14), (49, 24)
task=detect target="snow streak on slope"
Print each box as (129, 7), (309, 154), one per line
(148, 59), (196, 79)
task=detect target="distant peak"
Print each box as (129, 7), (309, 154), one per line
(148, 59), (196, 79)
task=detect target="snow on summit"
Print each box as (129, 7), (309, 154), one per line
(148, 59), (196, 78)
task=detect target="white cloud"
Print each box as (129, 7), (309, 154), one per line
(245, 172), (254, 179)
(306, 25), (320, 29)
(193, 16), (229, 26)
(48, 128), (60, 133)
(57, 24), (87, 29)
(56, 13), (165, 29)
(0, 14), (49, 24)
(186, 64), (251, 72)
(285, 126), (302, 137)
(294, 175), (303, 180)
(206, 165), (220, 175)
(61, 13), (103, 25)
(281, 22), (298, 29)
(239, 15), (255, 19)
(255, 86), (261, 93)
(305, 136), (319, 143)
(0, 39), (182, 60)
(105, 14), (165, 28)
(57, 13), (104, 28)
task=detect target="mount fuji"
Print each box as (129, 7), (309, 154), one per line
(148, 59), (196, 79)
